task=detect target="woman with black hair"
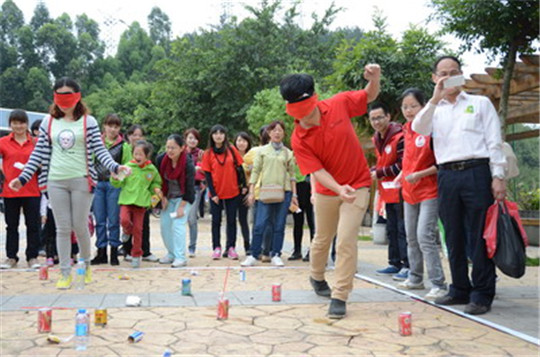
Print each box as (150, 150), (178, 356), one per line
(0, 110), (41, 269)
(201, 124), (244, 260)
(158, 134), (195, 267)
(234, 131), (253, 255)
(9, 77), (131, 288)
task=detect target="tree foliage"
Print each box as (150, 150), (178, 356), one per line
(327, 10), (447, 126)
(430, 0), (539, 131)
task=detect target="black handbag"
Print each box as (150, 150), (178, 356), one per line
(230, 148), (247, 191)
(492, 203), (526, 278)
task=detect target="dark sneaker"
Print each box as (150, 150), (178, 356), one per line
(288, 253), (302, 261)
(434, 294), (469, 305)
(309, 277), (331, 297)
(328, 298), (346, 319)
(464, 302), (491, 315)
(376, 265), (400, 275)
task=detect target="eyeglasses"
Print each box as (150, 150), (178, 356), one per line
(401, 104), (421, 111)
(369, 116), (386, 122)
(435, 70), (461, 77)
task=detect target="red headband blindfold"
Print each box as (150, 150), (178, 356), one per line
(286, 94), (318, 119)
(54, 92), (81, 109)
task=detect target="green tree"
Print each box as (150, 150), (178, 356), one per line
(0, 66), (26, 107)
(116, 21), (154, 79)
(35, 16), (78, 78)
(17, 25), (42, 70)
(327, 10), (446, 124)
(430, 0), (540, 133)
(24, 66), (51, 111)
(29, 1), (51, 31)
(147, 6), (171, 51)
(147, 0), (346, 145)
(0, 0), (24, 46)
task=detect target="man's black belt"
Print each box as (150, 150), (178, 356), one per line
(438, 158), (489, 171)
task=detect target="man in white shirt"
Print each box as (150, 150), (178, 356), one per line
(412, 56), (506, 315)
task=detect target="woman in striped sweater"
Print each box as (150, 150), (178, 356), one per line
(9, 77), (131, 289)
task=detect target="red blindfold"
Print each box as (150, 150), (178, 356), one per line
(54, 92), (81, 109)
(286, 94), (318, 119)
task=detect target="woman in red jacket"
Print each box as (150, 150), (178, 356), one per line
(0, 110), (41, 269)
(202, 124), (244, 260)
(395, 88), (447, 300)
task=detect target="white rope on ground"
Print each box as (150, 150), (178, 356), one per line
(1, 265), (311, 273)
(355, 273), (540, 346)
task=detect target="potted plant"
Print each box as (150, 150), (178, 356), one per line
(515, 187), (539, 247)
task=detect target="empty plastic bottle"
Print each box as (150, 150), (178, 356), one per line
(75, 259), (86, 290)
(75, 309), (89, 351)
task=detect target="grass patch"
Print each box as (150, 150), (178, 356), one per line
(357, 235), (372, 241)
(526, 256), (539, 267)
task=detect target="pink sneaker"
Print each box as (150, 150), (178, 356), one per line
(227, 247), (239, 260)
(212, 248), (222, 260)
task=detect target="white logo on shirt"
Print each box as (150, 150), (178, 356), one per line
(385, 145), (392, 154)
(415, 135), (426, 148)
(58, 129), (76, 150)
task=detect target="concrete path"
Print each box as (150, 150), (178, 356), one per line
(0, 215), (538, 356)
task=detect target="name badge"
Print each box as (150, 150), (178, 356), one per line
(415, 135), (426, 148)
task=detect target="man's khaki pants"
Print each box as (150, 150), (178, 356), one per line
(311, 188), (369, 301)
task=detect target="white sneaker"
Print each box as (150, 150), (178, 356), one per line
(125, 254), (133, 262)
(240, 256), (257, 267)
(425, 287), (448, 301)
(131, 257), (141, 268)
(0, 258), (17, 269)
(28, 258), (41, 269)
(171, 259), (187, 268)
(271, 256), (285, 267)
(142, 254), (159, 262)
(397, 279), (425, 290)
(159, 255), (174, 264)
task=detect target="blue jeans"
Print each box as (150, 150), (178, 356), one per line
(251, 191), (292, 258)
(160, 198), (191, 261)
(252, 200), (274, 255)
(93, 181), (121, 248)
(404, 198), (445, 288)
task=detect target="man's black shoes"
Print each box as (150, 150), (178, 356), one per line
(309, 277), (331, 297)
(464, 302), (491, 315)
(328, 298), (346, 319)
(434, 294), (469, 305)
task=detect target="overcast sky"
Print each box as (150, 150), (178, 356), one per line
(13, 0), (497, 76)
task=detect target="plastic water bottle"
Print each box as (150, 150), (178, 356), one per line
(75, 259), (86, 290)
(75, 309), (89, 351)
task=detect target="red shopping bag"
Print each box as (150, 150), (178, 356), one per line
(483, 200), (529, 259)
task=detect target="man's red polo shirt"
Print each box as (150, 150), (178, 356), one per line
(291, 90), (371, 196)
(0, 133), (40, 198)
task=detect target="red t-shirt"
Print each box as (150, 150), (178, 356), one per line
(401, 122), (438, 204)
(373, 131), (403, 204)
(202, 145), (243, 200)
(291, 90), (371, 196)
(0, 133), (40, 198)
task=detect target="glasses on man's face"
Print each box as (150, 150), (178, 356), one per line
(369, 115), (386, 122)
(436, 70), (461, 77)
(401, 104), (421, 111)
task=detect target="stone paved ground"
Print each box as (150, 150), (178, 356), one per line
(1, 215), (539, 356)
